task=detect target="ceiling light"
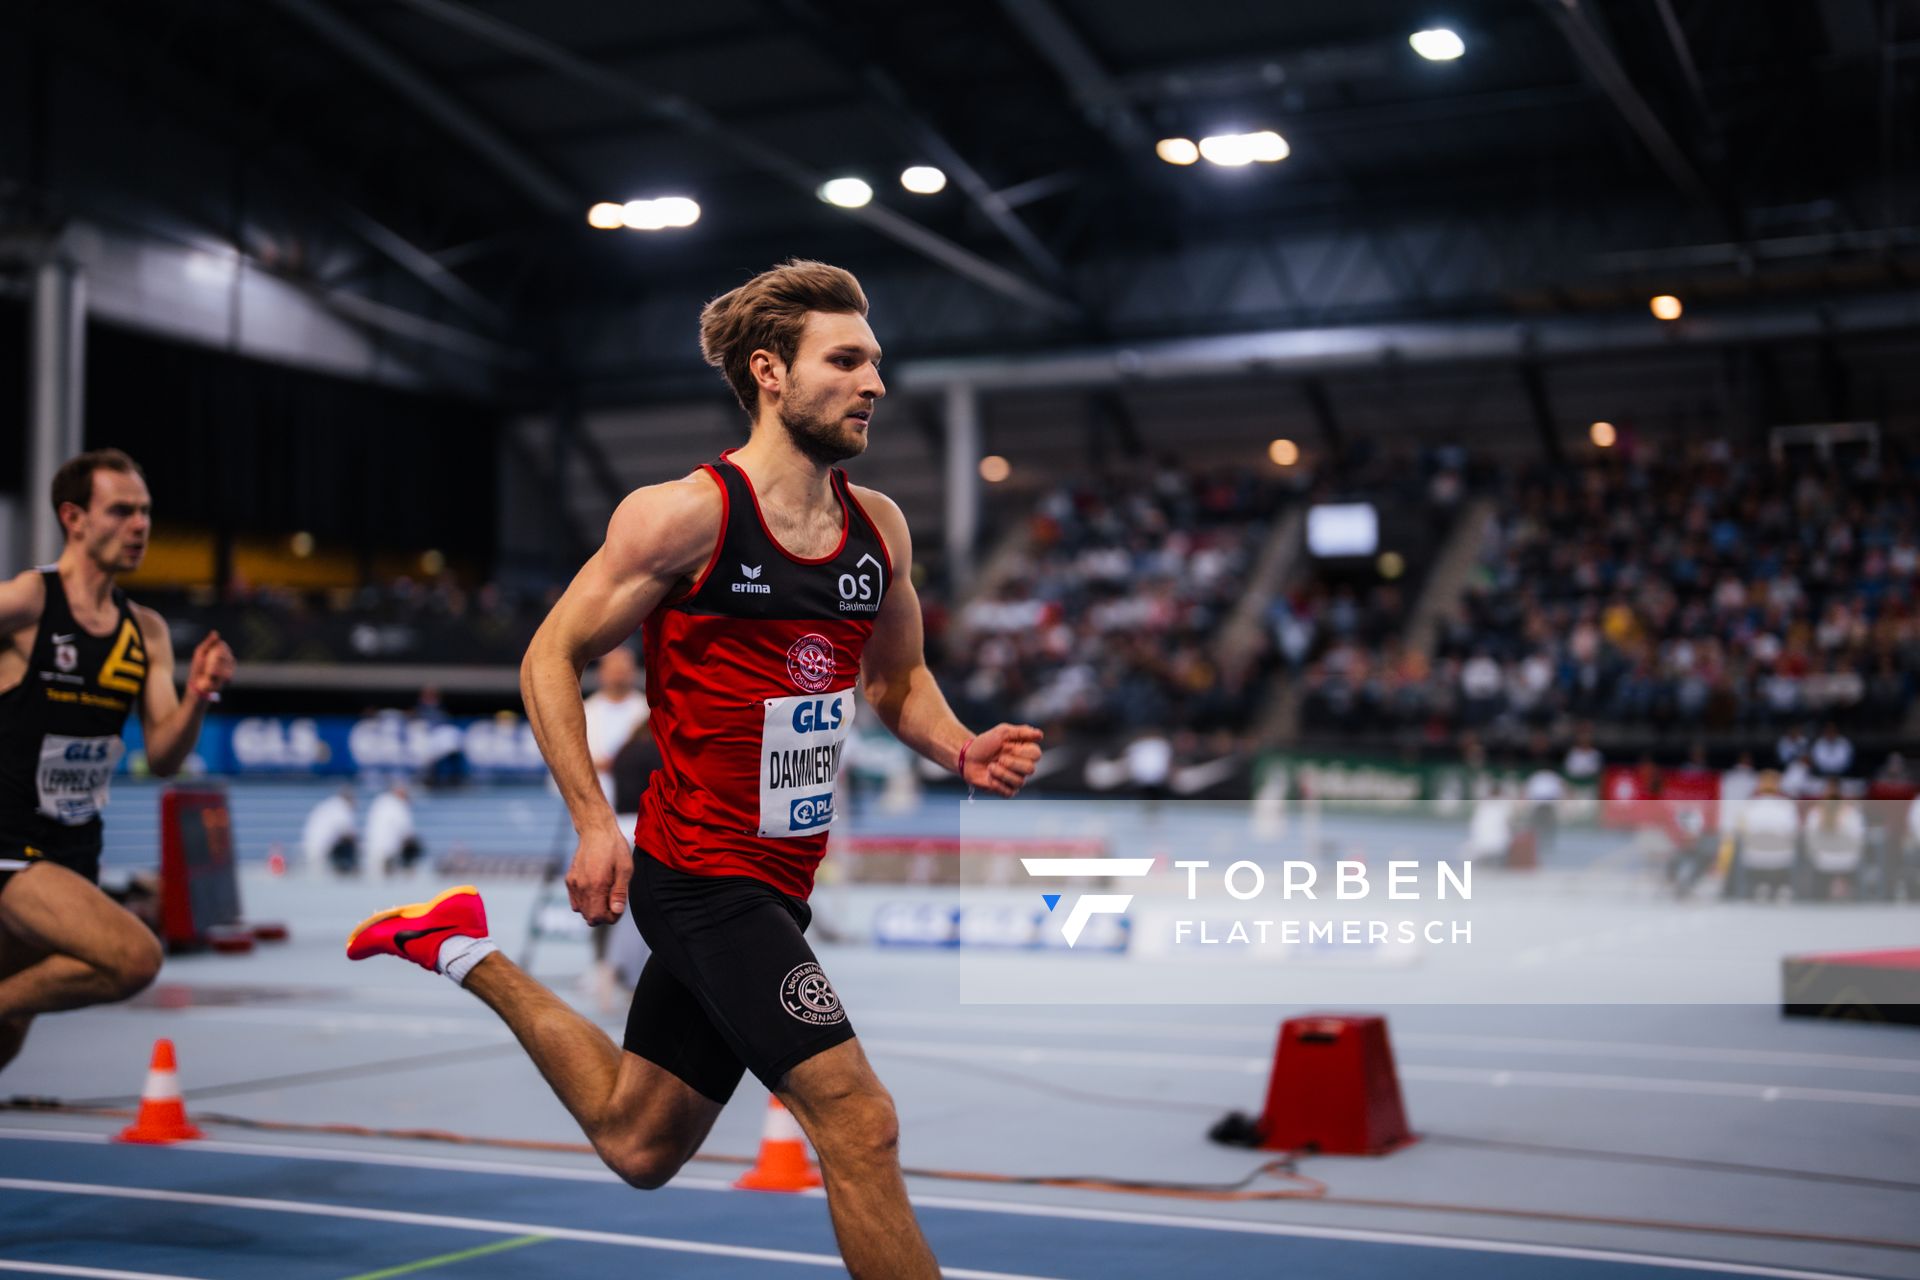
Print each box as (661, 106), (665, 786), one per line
(1269, 438), (1300, 467)
(1156, 137), (1200, 165)
(1410, 28), (1465, 61)
(1590, 421), (1618, 448)
(819, 177), (874, 208)
(1198, 134), (1255, 166)
(979, 455), (1011, 483)
(1192, 132), (1290, 167)
(1650, 294), (1683, 321)
(586, 202), (626, 230)
(622, 199), (667, 230)
(901, 166), (947, 194)
(616, 197), (702, 231)
(651, 197), (701, 228)
(1244, 130), (1290, 162)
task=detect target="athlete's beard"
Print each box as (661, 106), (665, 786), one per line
(776, 380), (868, 466)
(88, 533), (141, 575)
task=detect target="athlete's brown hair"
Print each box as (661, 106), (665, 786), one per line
(699, 260), (869, 414)
(51, 448), (145, 532)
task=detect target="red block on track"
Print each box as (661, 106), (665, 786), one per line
(1256, 1013), (1414, 1155)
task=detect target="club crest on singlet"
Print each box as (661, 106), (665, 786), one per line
(785, 633), (837, 693)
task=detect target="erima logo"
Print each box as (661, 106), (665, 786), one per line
(1021, 857), (1155, 946)
(732, 563), (771, 594)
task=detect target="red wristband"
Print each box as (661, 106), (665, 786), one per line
(956, 737), (975, 777)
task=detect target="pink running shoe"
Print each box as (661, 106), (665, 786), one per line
(346, 884), (488, 972)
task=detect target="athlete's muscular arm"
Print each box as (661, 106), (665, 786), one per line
(0, 572), (46, 664)
(853, 487), (1043, 798)
(135, 608), (235, 779)
(522, 475), (720, 925)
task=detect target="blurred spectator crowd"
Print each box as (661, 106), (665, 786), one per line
(150, 574), (555, 665)
(1300, 440), (1920, 747)
(940, 466), (1275, 747)
(151, 437), (1920, 772)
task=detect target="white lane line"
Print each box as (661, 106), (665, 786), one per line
(866, 1012), (1920, 1075)
(1401, 1065), (1920, 1110)
(1393, 1032), (1920, 1076)
(147, 1004), (1920, 1075)
(896, 1193), (1902, 1280)
(0, 1178), (1060, 1280)
(0, 1128), (734, 1192)
(0, 1265), (208, 1280)
(0, 1143), (1888, 1280)
(865, 1039), (1920, 1108)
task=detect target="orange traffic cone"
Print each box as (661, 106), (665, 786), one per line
(733, 1096), (821, 1192)
(116, 1039), (203, 1144)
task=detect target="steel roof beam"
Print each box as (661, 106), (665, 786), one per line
(331, 200), (510, 332)
(270, 0), (576, 216)
(892, 291), (1920, 391)
(771, 0), (1071, 288)
(1537, 0), (1720, 213)
(391, 0), (1080, 321)
(994, 0), (1152, 155)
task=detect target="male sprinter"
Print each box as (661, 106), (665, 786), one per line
(349, 261), (1042, 1278)
(0, 449), (236, 1070)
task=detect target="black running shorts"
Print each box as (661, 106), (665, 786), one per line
(0, 842), (101, 896)
(623, 849), (855, 1104)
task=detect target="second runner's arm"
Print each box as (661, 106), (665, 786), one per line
(134, 607), (235, 778)
(521, 477), (720, 924)
(853, 487), (1043, 797)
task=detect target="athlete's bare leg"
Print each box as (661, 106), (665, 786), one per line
(0, 864), (161, 1044)
(0, 929), (42, 1071)
(461, 952), (723, 1186)
(779, 1038), (938, 1280)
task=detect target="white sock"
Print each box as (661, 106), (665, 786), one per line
(438, 936), (499, 987)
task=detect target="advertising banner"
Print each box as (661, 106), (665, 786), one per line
(119, 713), (548, 778)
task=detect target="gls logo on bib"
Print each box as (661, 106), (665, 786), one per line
(791, 697), (843, 734)
(758, 691), (854, 837)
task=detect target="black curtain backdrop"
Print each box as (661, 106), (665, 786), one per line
(0, 299), (24, 497)
(84, 321), (499, 568)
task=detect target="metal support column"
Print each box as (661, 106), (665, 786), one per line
(943, 382), (981, 592)
(28, 256), (87, 565)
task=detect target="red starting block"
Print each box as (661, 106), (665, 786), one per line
(1255, 1013), (1415, 1155)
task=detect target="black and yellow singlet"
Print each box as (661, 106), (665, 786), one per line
(0, 568), (149, 881)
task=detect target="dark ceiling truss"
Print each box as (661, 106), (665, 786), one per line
(993, 0), (1154, 155)
(1651, 0), (1719, 146)
(764, 0), (1074, 293)
(329, 198), (511, 332)
(8, 0), (1917, 411)
(1536, 0), (1727, 221)
(0, 0), (520, 379)
(385, 0), (1081, 322)
(560, 184), (1920, 393)
(269, 0), (577, 216)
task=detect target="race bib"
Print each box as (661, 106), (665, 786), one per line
(36, 734), (124, 825)
(758, 691), (854, 838)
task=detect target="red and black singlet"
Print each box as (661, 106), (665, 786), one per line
(634, 450), (892, 898)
